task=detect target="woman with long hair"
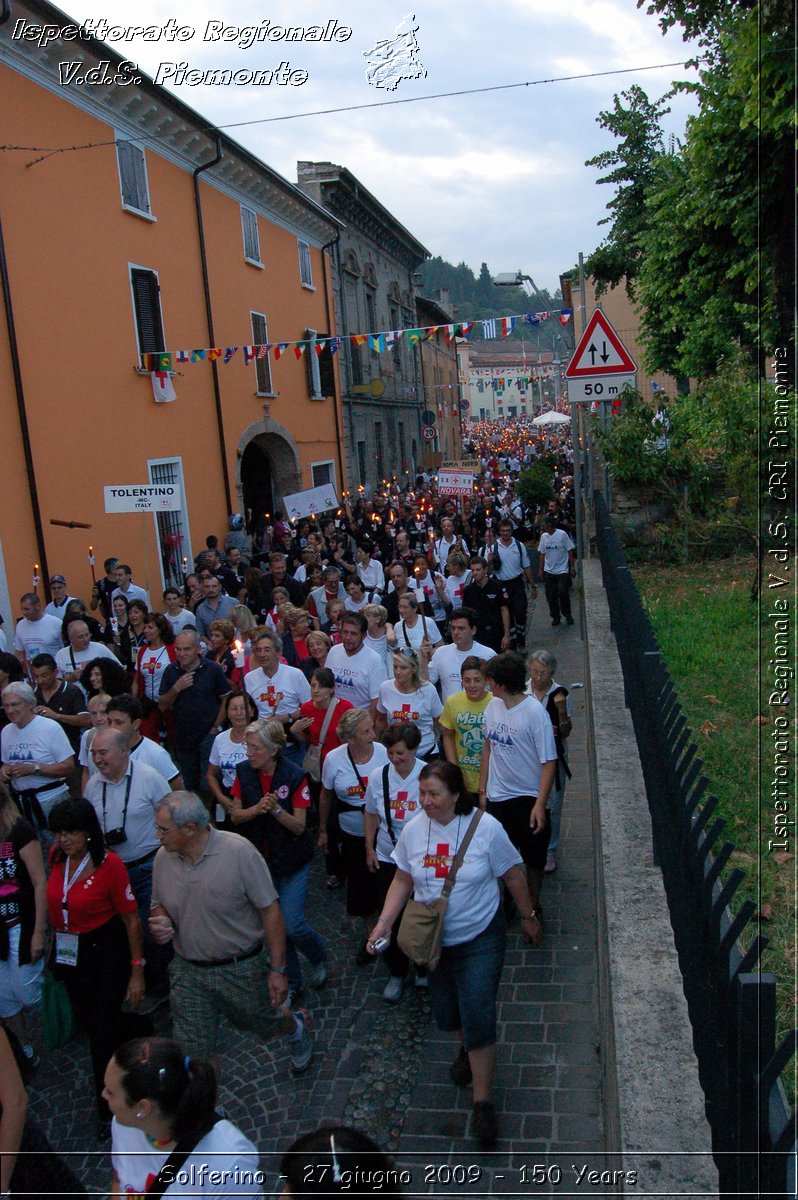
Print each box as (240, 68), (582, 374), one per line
(133, 613), (177, 743)
(79, 656), (130, 702)
(117, 600), (148, 678)
(376, 650), (442, 760)
(104, 1037), (260, 1198)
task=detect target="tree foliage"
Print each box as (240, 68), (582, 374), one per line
(418, 257), (563, 346)
(585, 1), (794, 377)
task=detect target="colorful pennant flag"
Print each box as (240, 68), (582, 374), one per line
(273, 343), (290, 360)
(191, 349), (206, 362)
(559, 309), (572, 325)
(223, 347), (239, 363)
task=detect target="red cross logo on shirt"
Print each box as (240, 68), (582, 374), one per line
(260, 686), (283, 709)
(392, 790), (409, 819)
(454, 582), (465, 600)
(422, 843), (452, 878)
(142, 656), (159, 675)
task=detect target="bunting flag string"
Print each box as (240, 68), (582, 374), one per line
(142, 307), (572, 374)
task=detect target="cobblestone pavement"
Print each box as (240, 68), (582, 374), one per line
(26, 587), (605, 1198)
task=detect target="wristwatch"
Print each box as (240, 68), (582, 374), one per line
(270, 964), (288, 976)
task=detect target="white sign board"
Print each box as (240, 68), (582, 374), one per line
(282, 483), (339, 522)
(437, 469), (475, 497)
(104, 484), (182, 513)
(566, 374), (637, 403)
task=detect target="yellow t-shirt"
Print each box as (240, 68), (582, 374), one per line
(439, 689), (491, 792)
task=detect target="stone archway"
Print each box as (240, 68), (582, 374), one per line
(236, 414), (301, 534)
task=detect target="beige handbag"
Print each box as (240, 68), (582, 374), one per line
(301, 699), (337, 782)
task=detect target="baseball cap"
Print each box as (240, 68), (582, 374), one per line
(49, 574), (66, 584)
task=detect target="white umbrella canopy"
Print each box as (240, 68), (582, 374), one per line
(532, 410), (570, 426)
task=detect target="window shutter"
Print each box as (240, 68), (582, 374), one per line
(251, 312), (272, 393)
(298, 240), (313, 286)
(117, 141), (150, 212)
(318, 339), (335, 398)
(241, 207), (261, 262)
(131, 268), (165, 357)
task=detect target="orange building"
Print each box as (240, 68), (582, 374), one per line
(0, 0), (345, 618)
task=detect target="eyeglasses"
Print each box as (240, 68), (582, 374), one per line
(155, 823), (179, 835)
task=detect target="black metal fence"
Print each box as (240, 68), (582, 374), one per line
(594, 494), (796, 1197)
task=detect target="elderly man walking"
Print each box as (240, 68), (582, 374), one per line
(149, 791), (314, 1071)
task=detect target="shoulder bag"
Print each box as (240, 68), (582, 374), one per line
(397, 809), (483, 972)
(302, 700), (337, 783)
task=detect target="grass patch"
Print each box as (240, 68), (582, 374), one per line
(634, 555), (795, 1093)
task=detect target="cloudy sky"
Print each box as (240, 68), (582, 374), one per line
(66, 0), (700, 292)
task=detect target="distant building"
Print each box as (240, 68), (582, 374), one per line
(297, 162), (429, 492)
(415, 294), (463, 464)
(1, 0), (344, 612)
(458, 341), (558, 422)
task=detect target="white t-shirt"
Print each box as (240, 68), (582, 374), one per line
(538, 528), (575, 574)
(13, 614), (64, 662)
(321, 742), (389, 836)
(209, 729), (249, 790)
(136, 644), (175, 704)
(364, 758), (425, 862)
(376, 681), (442, 754)
(483, 695), (557, 801)
(111, 583), (150, 608)
(427, 641), (494, 702)
(364, 633), (392, 675)
(444, 571), (472, 610)
(55, 641), (117, 680)
(0, 715), (73, 813)
(436, 535), (469, 573)
(326, 643), (386, 709)
(414, 572), (447, 622)
(244, 663), (311, 719)
(164, 608), (196, 635)
(111, 1117), (262, 1199)
(357, 559), (385, 593)
(45, 595), (77, 619)
(392, 615), (443, 653)
(392, 810), (521, 945)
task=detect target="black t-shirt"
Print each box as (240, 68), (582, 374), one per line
(462, 580), (510, 651)
(33, 681), (87, 754)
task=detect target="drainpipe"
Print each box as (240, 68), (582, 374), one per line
(321, 232), (347, 493)
(193, 135), (234, 514)
(0, 212), (51, 594)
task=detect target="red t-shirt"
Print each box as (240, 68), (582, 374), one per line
(46, 850), (136, 934)
(298, 697), (353, 762)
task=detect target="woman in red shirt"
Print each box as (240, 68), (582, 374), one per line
(290, 668), (353, 771)
(132, 613), (177, 743)
(46, 798), (144, 1141)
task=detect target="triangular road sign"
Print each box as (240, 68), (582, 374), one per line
(565, 310), (637, 377)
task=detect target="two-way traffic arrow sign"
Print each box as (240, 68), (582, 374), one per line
(565, 310), (637, 378)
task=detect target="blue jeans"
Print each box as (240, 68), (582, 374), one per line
(126, 854), (172, 994)
(429, 905), (506, 1051)
(274, 865), (326, 992)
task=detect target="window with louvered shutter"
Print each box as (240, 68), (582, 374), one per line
(306, 328), (333, 400)
(298, 240), (313, 287)
(117, 140), (151, 214)
(131, 268), (165, 359)
(241, 206), (261, 263)
(251, 312), (273, 393)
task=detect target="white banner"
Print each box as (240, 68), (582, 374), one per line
(437, 469), (475, 496)
(104, 484), (182, 513)
(282, 483), (339, 522)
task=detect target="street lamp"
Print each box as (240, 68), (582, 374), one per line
(492, 270), (550, 313)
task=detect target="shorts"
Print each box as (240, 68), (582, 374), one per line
(339, 830), (379, 917)
(428, 905), (505, 1051)
(0, 924), (44, 1017)
(169, 948), (289, 1059)
(486, 795), (551, 870)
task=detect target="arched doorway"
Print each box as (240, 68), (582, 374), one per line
(237, 422), (302, 537)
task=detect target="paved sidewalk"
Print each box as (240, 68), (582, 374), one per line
(25, 590), (606, 1197)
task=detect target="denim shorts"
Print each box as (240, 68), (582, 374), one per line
(429, 905), (505, 1051)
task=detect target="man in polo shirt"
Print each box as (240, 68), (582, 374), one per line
(54, 620), (117, 687)
(85, 728), (171, 1004)
(30, 653), (89, 758)
(13, 594), (63, 678)
(105, 695), (183, 788)
(149, 791), (314, 1071)
(158, 630), (231, 793)
(193, 575), (238, 639)
(325, 613), (386, 717)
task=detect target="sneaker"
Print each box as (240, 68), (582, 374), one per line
(449, 1045), (473, 1087)
(414, 970), (429, 989)
(310, 961), (328, 989)
(472, 1100), (498, 1145)
(21, 1044), (40, 1073)
(544, 851), (557, 874)
(290, 1008), (314, 1073)
(382, 976), (404, 1003)
(551, 619), (561, 627)
(565, 615), (574, 626)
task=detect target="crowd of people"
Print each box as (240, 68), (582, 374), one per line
(0, 427), (579, 1187)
